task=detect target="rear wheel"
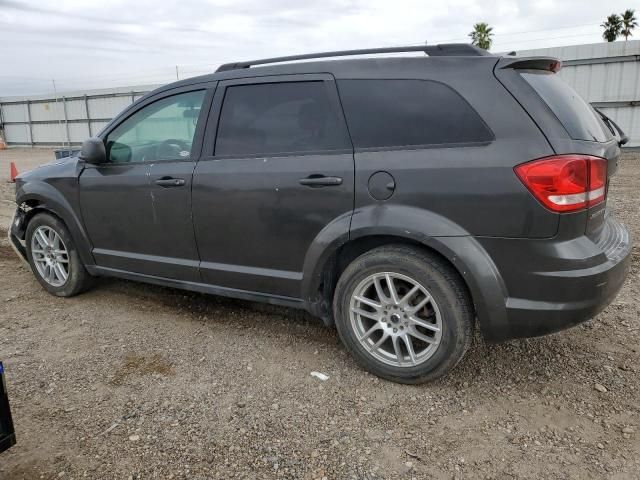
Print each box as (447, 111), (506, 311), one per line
(25, 213), (93, 297)
(333, 245), (474, 384)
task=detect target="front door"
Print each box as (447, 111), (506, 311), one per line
(192, 75), (354, 298)
(79, 87), (211, 281)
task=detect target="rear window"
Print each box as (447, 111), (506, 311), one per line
(520, 71), (613, 143)
(337, 79), (493, 149)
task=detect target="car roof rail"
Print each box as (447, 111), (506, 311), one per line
(215, 43), (491, 72)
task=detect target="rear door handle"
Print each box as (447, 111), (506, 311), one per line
(155, 177), (186, 187)
(299, 176), (343, 187)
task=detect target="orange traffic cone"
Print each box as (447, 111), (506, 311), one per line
(9, 162), (18, 182)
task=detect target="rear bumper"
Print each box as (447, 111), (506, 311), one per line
(478, 213), (632, 342)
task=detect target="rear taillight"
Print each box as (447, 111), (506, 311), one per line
(514, 155), (607, 213)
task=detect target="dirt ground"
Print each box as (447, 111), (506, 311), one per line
(0, 147), (638, 480)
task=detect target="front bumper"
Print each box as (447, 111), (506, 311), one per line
(479, 213), (632, 342)
(7, 208), (29, 266)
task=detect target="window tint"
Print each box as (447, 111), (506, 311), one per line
(520, 71), (612, 143)
(337, 79), (492, 149)
(215, 81), (351, 156)
(106, 90), (206, 163)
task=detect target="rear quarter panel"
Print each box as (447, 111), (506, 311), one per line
(334, 57), (559, 238)
(494, 60), (622, 237)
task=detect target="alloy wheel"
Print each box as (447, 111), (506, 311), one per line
(30, 226), (70, 287)
(349, 272), (443, 367)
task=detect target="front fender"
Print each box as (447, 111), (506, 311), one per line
(16, 181), (95, 267)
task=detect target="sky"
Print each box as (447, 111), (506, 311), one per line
(0, 0), (637, 96)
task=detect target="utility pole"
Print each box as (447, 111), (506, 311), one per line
(52, 79), (66, 149)
(176, 65), (180, 80)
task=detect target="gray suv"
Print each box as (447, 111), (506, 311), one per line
(9, 44), (631, 383)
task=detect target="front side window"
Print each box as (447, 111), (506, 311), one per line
(215, 81), (351, 156)
(337, 79), (493, 149)
(106, 90), (206, 163)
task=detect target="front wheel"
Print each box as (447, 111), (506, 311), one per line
(25, 213), (93, 297)
(333, 245), (474, 384)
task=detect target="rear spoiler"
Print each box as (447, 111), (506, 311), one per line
(497, 56), (562, 73)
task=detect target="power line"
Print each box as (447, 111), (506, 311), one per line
(431, 22), (601, 44)
(0, 17), (621, 95)
(493, 31), (602, 48)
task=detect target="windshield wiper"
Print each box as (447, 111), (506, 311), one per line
(593, 106), (629, 146)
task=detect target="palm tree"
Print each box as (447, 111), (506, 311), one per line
(621, 9), (637, 40)
(469, 23), (493, 51)
(601, 14), (622, 42)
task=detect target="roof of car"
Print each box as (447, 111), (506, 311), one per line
(215, 43), (491, 71)
(148, 44), (503, 97)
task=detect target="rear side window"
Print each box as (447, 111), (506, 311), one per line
(520, 71), (612, 143)
(337, 79), (492, 149)
(215, 81), (351, 156)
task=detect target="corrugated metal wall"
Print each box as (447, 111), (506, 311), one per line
(517, 40), (640, 146)
(0, 87), (154, 146)
(1, 41), (639, 146)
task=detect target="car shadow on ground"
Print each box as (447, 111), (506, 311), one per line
(93, 275), (583, 389)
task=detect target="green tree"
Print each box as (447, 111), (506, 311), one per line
(601, 14), (622, 42)
(621, 9), (638, 40)
(469, 22), (493, 50)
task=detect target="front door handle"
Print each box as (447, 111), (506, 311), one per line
(155, 177), (186, 187)
(299, 176), (343, 187)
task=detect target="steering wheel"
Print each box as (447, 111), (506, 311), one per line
(156, 138), (191, 159)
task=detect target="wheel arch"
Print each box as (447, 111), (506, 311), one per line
(16, 183), (95, 267)
(303, 230), (508, 341)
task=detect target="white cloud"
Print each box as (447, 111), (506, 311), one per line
(0, 0), (635, 95)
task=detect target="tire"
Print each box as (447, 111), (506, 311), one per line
(333, 245), (474, 384)
(25, 212), (93, 297)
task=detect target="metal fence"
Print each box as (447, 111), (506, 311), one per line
(0, 87), (153, 146)
(2, 40), (640, 147)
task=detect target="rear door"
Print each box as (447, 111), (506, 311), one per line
(192, 75), (354, 298)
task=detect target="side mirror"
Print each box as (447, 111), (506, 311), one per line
(79, 137), (107, 164)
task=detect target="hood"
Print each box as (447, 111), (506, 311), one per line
(16, 155), (80, 182)
(14, 155), (84, 195)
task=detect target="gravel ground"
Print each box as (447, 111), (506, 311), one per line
(0, 148), (638, 480)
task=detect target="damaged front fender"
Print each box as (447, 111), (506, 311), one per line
(7, 207), (29, 266)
